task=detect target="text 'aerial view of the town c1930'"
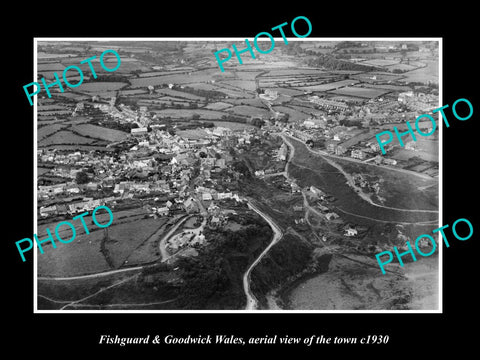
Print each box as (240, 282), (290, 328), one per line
(35, 39), (440, 312)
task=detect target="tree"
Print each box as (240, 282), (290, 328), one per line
(76, 170), (89, 184)
(251, 118), (265, 127)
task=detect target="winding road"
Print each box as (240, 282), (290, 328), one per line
(158, 215), (192, 261)
(282, 134), (438, 214)
(38, 266), (144, 281)
(243, 201), (283, 310)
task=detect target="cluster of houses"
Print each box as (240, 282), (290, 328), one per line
(166, 232), (206, 254)
(352, 174), (381, 194)
(38, 115), (263, 223)
(39, 196), (115, 217)
(273, 91), (438, 165)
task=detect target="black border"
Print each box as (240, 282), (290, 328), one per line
(5, 5), (479, 355)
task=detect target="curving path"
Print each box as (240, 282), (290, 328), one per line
(243, 201), (283, 310)
(38, 266), (144, 281)
(282, 134), (438, 214)
(159, 216), (192, 261)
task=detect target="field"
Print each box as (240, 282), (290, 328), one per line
(151, 108), (227, 119)
(187, 82), (222, 91)
(226, 98), (268, 107)
(229, 71), (264, 80)
(272, 105), (311, 122)
(213, 84), (253, 98)
(55, 92), (92, 101)
(360, 59), (400, 67)
(66, 116), (92, 124)
(227, 105), (270, 118)
(38, 167), (52, 176)
(38, 124), (68, 140)
(37, 52), (73, 59)
(369, 123), (439, 161)
(38, 62), (66, 71)
(362, 83), (412, 91)
(389, 140), (439, 163)
(264, 68), (326, 76)
(328, 86), (390, 99)
(287, 104), (321, 116)
(130, 70), (216, 88)
(268, 87), (306, 96)
(155, 88), (205, 100)
(209, 121), (255, 130)
(37, 228), (110, 277)
(37, 270), (137, 304)
(77, 82), (128, 92)
(138, 70), (188, 77)
(221, 80), (257, 92)
(204, 101), (233, 110)
(399, 60), (439, 84)
(105, 218), (168, 268)
(37, 209), (168, 277)
(119, 89), (148, 96)
(42, 144), (113, 152)
(296, 79), (359, 92)
(38, 104), (69, 111)
(71, 124), (129, 142)
(350, 72), (404, 82)
(39, 130), (96, 146)
(37, 110), (73, 118)
(385, 63), (418, 72)
(288, 253), (438, 310)
(138, 99), (188, 107)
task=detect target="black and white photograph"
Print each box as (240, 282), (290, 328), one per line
(33, 39), (440, 312)
(5, 6), (479, 356)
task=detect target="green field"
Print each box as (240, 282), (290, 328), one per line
(155, 88), (206, 100)
(119, 89), (148, 96)
(72, 124), (129, 142)
(130, 70), (216, 88)
(77, 82), (128, 92)
(269, 87), (306, 96)
(351, 72), (404, 82)
(386, 63), (418, 72)
(105, 217), (168, 268)
(272, 105), (310, 122)
(37, 228), (110, 277)
(38, 124), (69, 140)
(329, 86), (390, 99)
(227, 105), (270, 118)
(209, 121), (255, 130)
(297, 79), (359, 92)
(221, 80), (257, 92)
(151, 108), (227, 119)
(264, 68), (326, 76)
(38, 62), (66, 71)
(204, 101), (233, 110)
(39, 130), (96, 146)
(37, 209), (168, 277)
(361, 59), (400, 67)
(400, 60), (438, 84)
